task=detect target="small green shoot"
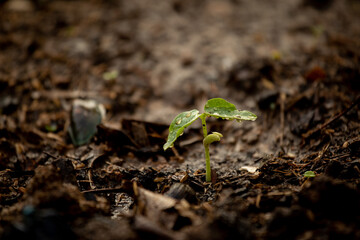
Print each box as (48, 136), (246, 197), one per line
(102, 70), (118, 82)
(304, 171), (316, 178)
(203, 132), (223, 182)
(45, 123), (58, 132)
(163, 98), (257, 182)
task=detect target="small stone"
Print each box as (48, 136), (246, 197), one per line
(165, 183), (197, 203)
(68, 99), (105, 146)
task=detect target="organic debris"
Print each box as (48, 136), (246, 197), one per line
(0, 0), (359, 239)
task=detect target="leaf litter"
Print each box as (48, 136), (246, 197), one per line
(0, 0), (360, 239)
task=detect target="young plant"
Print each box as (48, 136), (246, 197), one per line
(163, 98), (257, 182)
(303, 171), (316, 178)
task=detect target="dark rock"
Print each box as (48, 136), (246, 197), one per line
(165, 183), (197, 203)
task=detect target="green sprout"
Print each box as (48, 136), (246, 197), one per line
(102, 70), (118, 82)
(304, 171), (316, 178)
(45, 123), (58, 132)
(163, 98), (257, 182)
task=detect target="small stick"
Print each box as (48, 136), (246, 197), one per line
(81, 187), (126, 194)
(280, 92), (286, 146)
(302, 95), (360, 140)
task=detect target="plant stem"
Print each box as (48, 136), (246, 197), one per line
(202, 133), (223, 182)
(200, 114), (208, 138)
(200, 114), (211, 182)
(204, 144), (211, 182)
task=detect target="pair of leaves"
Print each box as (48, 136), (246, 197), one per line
(163, 98), (257, 150)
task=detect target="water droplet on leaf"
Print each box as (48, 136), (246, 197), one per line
(176, 119), (182, 124)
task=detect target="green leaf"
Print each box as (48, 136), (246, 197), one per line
(102, 70), (118, 81)
(204, 98), (257, 121)
(163, 109), (201, 150)
(304, 171), (316, 178)
(45, 123), (58, 132)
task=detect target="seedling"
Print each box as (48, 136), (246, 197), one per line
(303, 171), (316, 178)
(163, 98), (257, 182)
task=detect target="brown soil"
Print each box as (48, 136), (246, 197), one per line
(0, 0), (359, 239)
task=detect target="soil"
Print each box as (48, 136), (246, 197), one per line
(0, 0), (360, 239)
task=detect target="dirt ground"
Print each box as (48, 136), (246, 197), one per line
(0, 0), (359, 239)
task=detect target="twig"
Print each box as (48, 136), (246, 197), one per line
(302, 95), (360, 140)
(280, 92), (286, 146)
(31, 90), (114, 100)
(81, 187), (126, 194)
(310, 142), (330, 170)
(43, 151), (58, 159)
